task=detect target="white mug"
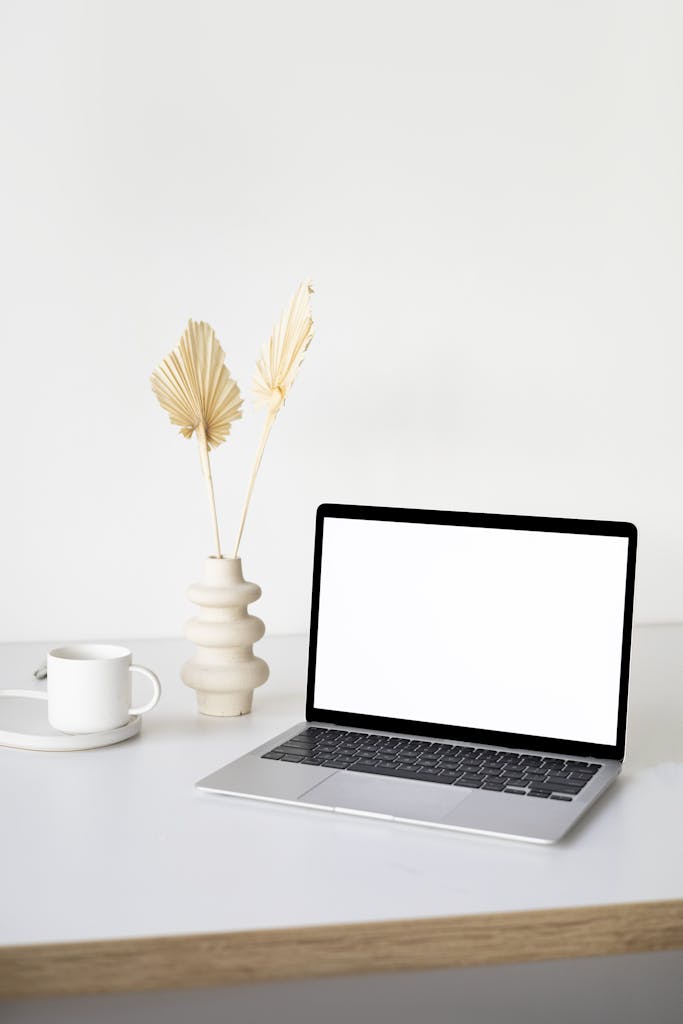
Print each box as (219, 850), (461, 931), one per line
(47, 644), (161, 734)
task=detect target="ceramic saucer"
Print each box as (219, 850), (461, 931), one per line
(0, 690), (141, 751)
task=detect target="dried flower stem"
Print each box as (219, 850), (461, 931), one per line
(233, 409), (277, 558)
(197, 423), (222, 558)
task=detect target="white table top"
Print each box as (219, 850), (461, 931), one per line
(1, 625), (682, 947)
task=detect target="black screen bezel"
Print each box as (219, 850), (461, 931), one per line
(306, 504), (637, 760)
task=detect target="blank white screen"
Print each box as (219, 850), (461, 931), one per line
(313, 518), (629, 745)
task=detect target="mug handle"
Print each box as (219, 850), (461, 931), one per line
(128, 665), (161, 716)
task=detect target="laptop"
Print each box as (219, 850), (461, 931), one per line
(197, 504), (637, 844)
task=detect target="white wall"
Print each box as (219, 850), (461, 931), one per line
(1, 0), (681, 643)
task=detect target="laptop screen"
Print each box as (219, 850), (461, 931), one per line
(308, 508), (636, 757)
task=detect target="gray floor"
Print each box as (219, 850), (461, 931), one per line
(2, 950), (682, 1023)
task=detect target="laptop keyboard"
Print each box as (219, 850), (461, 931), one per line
(262, 726), (601, 801)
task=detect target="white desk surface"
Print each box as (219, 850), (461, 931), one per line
(1, 625), (682, 948)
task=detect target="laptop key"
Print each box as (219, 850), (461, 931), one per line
(302, 757), (326, 765)
(482, 782), (506, 791)
(262, 751), (283, 760)
(527, 791), (550, 798)
(505, 787), (526, 794)
(547, 777), (585, 791)
(322, 760), (352, 769)
(282, 754), (305, 762)
(550, 794), (573, 801)
(349, 765), (425, 781)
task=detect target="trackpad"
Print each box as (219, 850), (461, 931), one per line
(303, 772), (471, 822)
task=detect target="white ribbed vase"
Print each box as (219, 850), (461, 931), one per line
(181, 557), (269, 716)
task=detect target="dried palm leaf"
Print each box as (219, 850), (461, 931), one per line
(233, 282), (314, 556)
(151, 320), (242, 557)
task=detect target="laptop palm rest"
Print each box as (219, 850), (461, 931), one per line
(303, 773), (472, 822)
(197, 756), (337, 803)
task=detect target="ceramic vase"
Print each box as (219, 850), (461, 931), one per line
(181, 557), (269, 716)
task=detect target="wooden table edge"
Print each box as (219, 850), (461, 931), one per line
(1, 898), (682, 999)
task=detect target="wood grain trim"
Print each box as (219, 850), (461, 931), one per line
(1, 899), (681, 999)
